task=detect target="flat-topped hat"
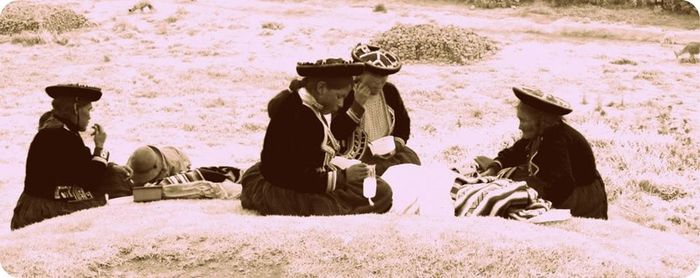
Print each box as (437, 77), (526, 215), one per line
(513, 86), (572, 115)
(45, 84), (102, 102)
(296, 58), (365, 77)
(351, 43), (401, 75)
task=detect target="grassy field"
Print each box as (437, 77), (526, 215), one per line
(0, 0), (699, 276)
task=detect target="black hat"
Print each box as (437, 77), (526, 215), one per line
(296, 58), (365, 77)
(351, 44), (401, 75)
(513, 87), (572, 115)
(45, 84), (102, 102)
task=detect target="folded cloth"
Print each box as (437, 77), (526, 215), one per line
(162, 180), (241, 200)
(139, 166), (245, 201)
(451, 177), (552, 220)
(149, 166), (243, 186)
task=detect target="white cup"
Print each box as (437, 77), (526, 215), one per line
(369, 136), (395, 156)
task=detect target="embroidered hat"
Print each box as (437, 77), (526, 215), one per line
(296, 58), (365, 77)
(45, 84), (102, 102)
(351, 44), (402, 75)
(126, 145), (165, 186)
(513, 87), (572, 115)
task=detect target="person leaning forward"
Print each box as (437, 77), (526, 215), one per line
(10, 84), (132, 230)
(241, 58), (393, 216)
(331, 44), (421, 176)
(474, 87), (608, 219)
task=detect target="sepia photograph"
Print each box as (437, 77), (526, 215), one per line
(0, 0), (698, 276)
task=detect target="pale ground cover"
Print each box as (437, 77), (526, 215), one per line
(0, 0), (699, 276)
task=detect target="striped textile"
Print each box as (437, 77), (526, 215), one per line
(155, 169), (205, 186)
(451, 176), (551, 219)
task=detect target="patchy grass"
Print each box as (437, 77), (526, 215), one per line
(261, 21), (284, 30)
(0, 201), (698, 277)
(373, 3), (388, 13)
(516, 2), (700, 29)
(0, 0), (699, 276)
(610, 58), (637, 65)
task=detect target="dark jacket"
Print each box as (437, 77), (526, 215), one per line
(23, 119), (109, 201)
(494, 122), (602, 206)
(331, 82), (411, 158)
(260, 89), (348, 194)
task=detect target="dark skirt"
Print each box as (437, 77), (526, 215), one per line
(11, 192), (106, 230)
(240, 162), (392, 216)
(498, 165), (608, 220)
(559, 178), (608, 220)
(360, 145), (421, 176)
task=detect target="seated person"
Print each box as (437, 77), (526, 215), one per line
(11, 84), (131, 230)
(331, 44), (421, 175)
(475, 87), (608, 220)
(241, 58), (392, 216)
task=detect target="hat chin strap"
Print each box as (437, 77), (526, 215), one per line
(74, 101), (80, 131)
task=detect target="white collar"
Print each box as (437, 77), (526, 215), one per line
(299, 88), (324, 112)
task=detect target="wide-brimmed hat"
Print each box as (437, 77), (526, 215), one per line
(513, 87), (572, 115)
(296, 58), (365, 77)
(351, 44), (401, 75)
(126, 145), (165, 186)
(45, 84), (102, 102)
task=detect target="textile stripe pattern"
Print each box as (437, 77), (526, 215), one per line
(451, 176), (551, 219)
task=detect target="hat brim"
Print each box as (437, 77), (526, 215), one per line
(365, 64), (401, 75)
(352, 44), (402, 75)
(513, 87), (572, 115)
(129, 167), (161, 186)
(46, 84), (102, 102)
(296, 63), (365, 77)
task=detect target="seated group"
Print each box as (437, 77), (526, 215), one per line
(10, 44), (609, 230)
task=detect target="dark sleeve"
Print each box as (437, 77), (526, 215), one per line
(385, 83), (410, 142)
(494, 139), (529, 169)
(525, 133), (575, 206)
(331, 90), (364, 140)
(261, 104), (347, 194)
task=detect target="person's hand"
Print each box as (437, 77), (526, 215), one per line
(353, 82), (371, 106)
(479, 167), (498, 177)
(376, 150), (396, 160)
(474, 155), (494, 171)
(109, 164), (133, 182)
(393, 137), (405, 151)
(92, 123), (107, 148)
(345, 163), (369, 185)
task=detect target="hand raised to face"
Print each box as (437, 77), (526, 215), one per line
(353, 81), (371, 106)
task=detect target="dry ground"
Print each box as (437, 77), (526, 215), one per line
(0, 0), (699, 277)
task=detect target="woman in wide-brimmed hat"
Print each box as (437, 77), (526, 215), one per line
(331, 44), (421, 176)
(474, 87), (608, 219)
(241, 58), (393, 216)
(11, 84), (132, 230)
